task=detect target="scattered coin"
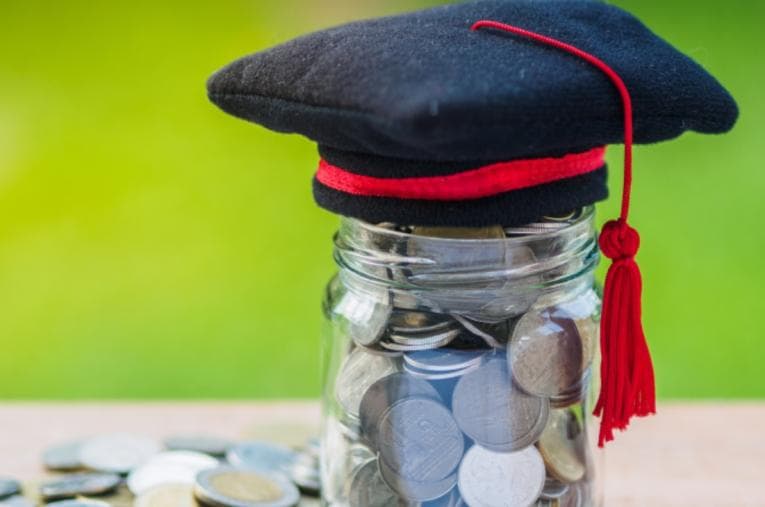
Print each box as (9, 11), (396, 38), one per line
(45, 501), (112, 507)
(0, 497), (34, 507)
(452, 358), (549, 452)
(127, 450), (219, 495)
(335, 348), (400, 419)
(538, 410), (587, 484)
(39, 473), (122, 501)
(289, 454), (320, 497)
(164, 435), (235, 457)
(43, 440), (85, 471)
(79, 434), (162, 474)
(458, 445), (546, 507)
(509, 310), (584, 398)
(225, 442), (297, 475)
(134, 483), (198, 507)
(0, 479), (20, 500)
(194, 466), (300, 507)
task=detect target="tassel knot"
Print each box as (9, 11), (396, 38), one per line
(599, 220), (640, 260)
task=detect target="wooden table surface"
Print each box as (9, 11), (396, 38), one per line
(0, 402), (762, 507)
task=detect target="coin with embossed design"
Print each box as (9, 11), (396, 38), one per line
(538, 410), (586, 484)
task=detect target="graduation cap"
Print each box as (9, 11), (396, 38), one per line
(207, 0), (738, 445)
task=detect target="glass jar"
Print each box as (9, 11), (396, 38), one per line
(320, 207), (603, 507)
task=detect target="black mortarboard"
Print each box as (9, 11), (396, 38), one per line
(207, 0), (737, 227)
(207, 1), (738, 445)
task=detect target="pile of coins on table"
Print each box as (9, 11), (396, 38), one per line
(323, 209), (601, 507)
(0, 434), (321, 506)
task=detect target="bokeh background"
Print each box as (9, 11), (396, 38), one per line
(0, 0), (761, 399)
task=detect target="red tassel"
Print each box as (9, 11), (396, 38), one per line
(471, 20), (657, 445)
(594, 220), (656, 446)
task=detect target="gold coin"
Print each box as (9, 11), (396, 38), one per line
(411, 225), (506, 239)
(538, 409), (586, 483)
(135, 483), (198, 507)
(209, 471), (283, 502)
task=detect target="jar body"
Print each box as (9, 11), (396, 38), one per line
(321, 210), (603, 507)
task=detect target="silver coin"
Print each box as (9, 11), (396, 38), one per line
(388, 311), (454, 335)
(458, 445), (546, 507)
(43, 440), (85, 471)
(0, 479), (20, 500)
(403, 349), (487, 373)
(194, 466), (300, 507)
(164, 435), (234, 457)
(334, 290), (391, 347)
(289, 457), (320, 496)
(134, 483), (197, 507)
(335, 348), (400, 419)
(381, 329), (460, 352)
(377, 398), (463, 484)
(378, 458), (457, 503)
(347, 459), (413, 507)
(509, 310), (584, 398)
(452, 358), (549, 452)
(127, 450), (219, 495)
(358, 373), (441, 446)
(541, 477), (570, 500)
(39, 473), (121, 501)
(79, 434), (161, 474)
(0, 497), (34, 507)
(225, 442), (297, 475)
(45, 501), (112, 507)
(403, 362), (481, 381)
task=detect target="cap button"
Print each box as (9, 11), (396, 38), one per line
(599, 220), (640, 260)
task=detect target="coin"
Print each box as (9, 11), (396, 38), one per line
(0, 479), (20, 500)
(45, 501), (112, 507)
(334, 290), (391, 347)
(388, 311), (453, 335)
(335, 348), (400, 419)
(540, 477), (570, 500)
(402, 362), (481, 381)
(553, 292), (600, 369)
(346, 459), (412, 507)
(194, 467), (300, 507)
(39, 473), (122, 501)
(421, 487), (464, 507)
(358, 374), (441, 446)
(452, 358), (549, 452)
(538, 410), (586, 484)
(164, 435), (234, 457)
(127, 450), (219, 495)
(43, 440), (85, 471)
(381, 328), (460, 352)
(0, 497), (34, 507)
(225, 442), (297, 475)
(403, 349), (486, 373)
(79, 434), (161, 474)
(134, 483), (197, 507)
(378, 458), (457, 502)
(509, 310), (584, 397)
(458, 445), (546, 507)
(377, 398), (463, 483)
(289, 451), (320, 496)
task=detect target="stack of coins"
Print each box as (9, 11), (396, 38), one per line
(327, 210), (600, 507)
(1, 435), (321, 506)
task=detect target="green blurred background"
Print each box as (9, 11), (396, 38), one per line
(0, 0), (761, 399)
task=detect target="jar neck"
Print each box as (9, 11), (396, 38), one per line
(333, 208), (599, 314)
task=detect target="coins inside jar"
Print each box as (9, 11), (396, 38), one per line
(326, 210), (599, 507)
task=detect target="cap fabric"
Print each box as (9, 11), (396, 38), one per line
(207, 0), (738, 226)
